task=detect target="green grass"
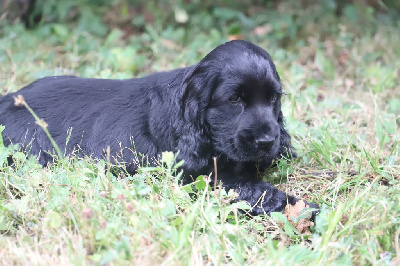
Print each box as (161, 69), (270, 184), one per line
(1, 1), (399, 265)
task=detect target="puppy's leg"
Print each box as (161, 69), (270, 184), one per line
(222, 180), (319, 219)
(223, 180), (294, 214)
(216, 160), (318, 218)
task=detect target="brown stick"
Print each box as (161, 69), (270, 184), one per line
(213, 157), (218, 191)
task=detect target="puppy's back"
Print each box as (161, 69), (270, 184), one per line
(0, 76), (152, 162)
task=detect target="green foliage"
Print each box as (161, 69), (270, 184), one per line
(0, 125), (4, 147)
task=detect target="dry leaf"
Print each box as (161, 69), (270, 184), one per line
(338, 50), (350, 66)
(35, 119), (48, 128)
(284, 200), (314, 235)
(13, 94), (26, 107)
(125, 202), (135, 212)
(345, 78), (354, 88)
(82, 207), (94, 220)
(228, 34), (243, 41)
(284, 200), (307, 218)
(160, 39), (178, 50)
(99, 191), (109, 197)
(296, 219), (314, 235)
(252, 24), (272, 36)
(341, 213), (349, 225)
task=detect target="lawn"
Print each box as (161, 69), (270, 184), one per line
(0, 1), (399, 265)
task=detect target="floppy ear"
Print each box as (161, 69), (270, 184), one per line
(277, 110), (296, 159)
(267, 62), (295, 159)
(176, 63), (217, 174)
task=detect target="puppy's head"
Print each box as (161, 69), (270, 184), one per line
(182, 40), (293, 163)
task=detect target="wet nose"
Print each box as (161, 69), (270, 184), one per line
(255, 135), (276, 150)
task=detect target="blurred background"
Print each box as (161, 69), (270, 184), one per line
(1, 0), (399, 82)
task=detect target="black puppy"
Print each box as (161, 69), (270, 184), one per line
(0, 40), (316, 215)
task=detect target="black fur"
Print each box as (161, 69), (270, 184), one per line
(0, 40), (317, 215)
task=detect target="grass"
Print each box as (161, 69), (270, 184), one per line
(0, 1), (399, 265)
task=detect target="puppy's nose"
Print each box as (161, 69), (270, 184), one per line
(256, 135), (276, 150)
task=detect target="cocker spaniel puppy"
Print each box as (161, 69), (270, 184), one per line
(0, 40), (317, 215)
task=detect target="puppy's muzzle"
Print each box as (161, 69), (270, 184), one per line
(255, 134), (278, 151)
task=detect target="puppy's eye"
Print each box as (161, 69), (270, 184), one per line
(229, 95), (241, 104)
(270, 94), (278, 103)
